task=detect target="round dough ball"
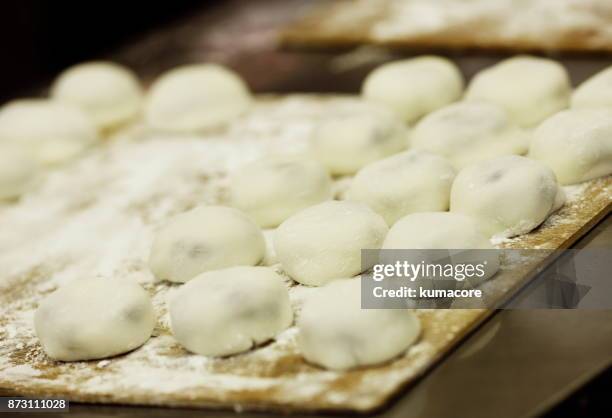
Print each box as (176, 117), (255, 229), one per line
(384, 212), (493, 250)
(0, 144), (38, 200)
(51, 61), (143, 130)
(298, 278), (420, 370)
(465, 56), (570, 127)
(34, 278), (155, 361)
(382, 212), (500, 290)
(229, 155), (332, 228)
(149, 206), (265, 283)
(274, 201), (388, 286)
(170, 266), (293, 356)
(572, 66), (612, 109)
(145, 64), (252, 132)
(410, 101), (529, 169)
(529, 109), (612, 185)
(450, 155), (565, 238)
(362, 56), (464, 123)
(311, 106), (407, 175)
(346, 150), (456, 225)
(0, 99), (98, 165)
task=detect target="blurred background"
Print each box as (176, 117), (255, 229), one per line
(3, 0), (612, 102)
(1, 1), (208, 101)
(1, 0), (342, 101)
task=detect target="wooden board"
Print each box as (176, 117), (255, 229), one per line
(0, 95), (610, 413)
(281, 0), (612, 53)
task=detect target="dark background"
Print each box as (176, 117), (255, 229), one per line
(0, 1), (206, 101)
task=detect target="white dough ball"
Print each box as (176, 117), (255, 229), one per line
(529, 109), (612, 185)
(274, 201), (388, 286)
(311, 106), (407, 175)
(346, 150), (456, 225)
(572, 66), (612, 109)
(450, 155), (565, 238)
(410, 101), (529, 169)
(170, 266), (293, 357)
(382, 212), (500, 290)
(149, 206), (265, 283)
(384, 212), (493, 250)
(362, 56), (464, 123)
(0, 144), (38, 200)
(229, 155), (332, 228)
(0, 99), (98, 165)
(465, 56), (571, 127)
(51, 61), (143, 130)
(34, 278), (155, 361)
(145, 64), (252, 132)
(298, 278), (420, 370)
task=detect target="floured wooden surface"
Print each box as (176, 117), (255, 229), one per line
(282, 0), (612, 53)
(0, 95), (610, 413)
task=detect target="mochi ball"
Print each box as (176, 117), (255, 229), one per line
(410, 101), (529, 169)
(362, 56), (464, 123)
(274, 201), (388, 286)
(145, 64), (252, 132)
(298, 278), (420, 370)
(149, 206), (265, 283)
(346, 150), (456, 225)
(572, 65), (612, 109)
(0, 144), (39, 200)
(0, 99), (98, 165)
(465, 56), (571, 127)
(382, 212), (500, 291)
(51, 61), (143, 130)
(34, 278), (156, 361)
(229, 155), (332, 228)
(450, 155), (565, 238)
(311, 105), (407, 175)
(170, 266), (293, 356)
(530, 109), (612, 185)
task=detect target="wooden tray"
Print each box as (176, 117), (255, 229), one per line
(281, 0), (612, 54)
(0, 95), (610, 413)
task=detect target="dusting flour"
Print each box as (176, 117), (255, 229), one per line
(0, 95), (440, 412)
(0, 95), (608, 411)
(322, 0), (612, 48)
